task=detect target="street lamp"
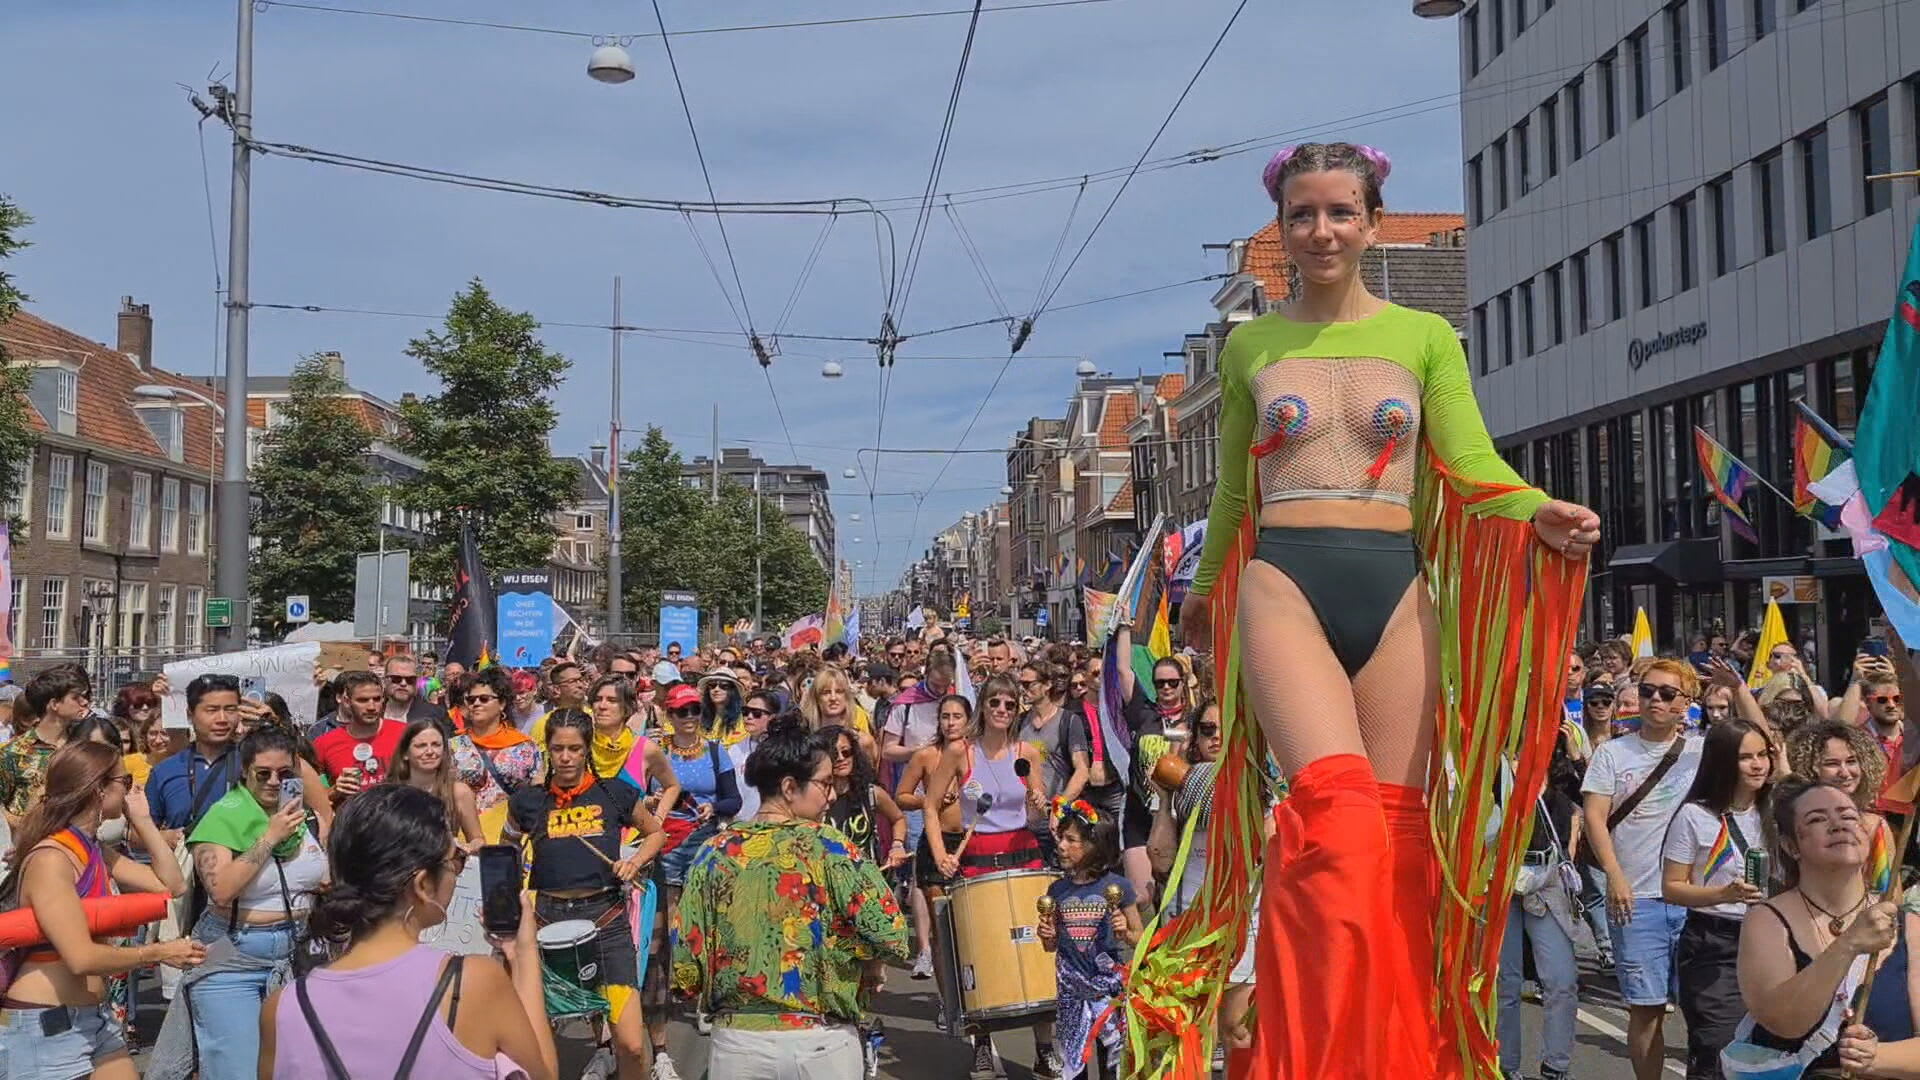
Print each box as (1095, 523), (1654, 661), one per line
(1075, 359), (1097, 377)
(821, 361), (844, 379)
(1411, 0), (1467, 15)
(588, 42), (637, 83)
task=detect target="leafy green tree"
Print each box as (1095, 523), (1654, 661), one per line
(0, 198), (40, 536)
(617, 426), (827, 631)
(397, 281), (573, 586)
(248, 354), (378, 629)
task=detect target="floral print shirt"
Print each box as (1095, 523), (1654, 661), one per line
(672, 818), (908, 1030)
(0, 731), (59, 817)
(450, 733), (544, 815)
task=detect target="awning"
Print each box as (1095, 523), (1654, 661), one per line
(1723, 556), (1812, 581)
(1606, 539), (1724, 585)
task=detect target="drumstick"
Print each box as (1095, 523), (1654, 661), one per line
(574, 836), (619, 867)
(951, 792), (995, 861)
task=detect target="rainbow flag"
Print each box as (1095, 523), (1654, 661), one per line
(1694, 427), (1760, 542)
(1870, 820), (1895, 896)
(1791, 401), (1850, 529)
(1702, 818), (1737, 881)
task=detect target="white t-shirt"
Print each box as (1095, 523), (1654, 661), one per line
(1581, 732), (1703, 899)
(882, 697), (942, 753)
(1661, 801), (1763, 920)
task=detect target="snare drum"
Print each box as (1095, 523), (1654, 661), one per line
(537, 918), (604, 1020)
(943, 868), (1059, 1027)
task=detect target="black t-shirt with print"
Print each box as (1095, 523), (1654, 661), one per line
(508, 777), (640, 893)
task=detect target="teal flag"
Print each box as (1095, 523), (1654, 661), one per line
(1856, 214), (1920, 636)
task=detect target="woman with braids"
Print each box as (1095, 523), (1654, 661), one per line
(505, 708), (666, 1080)
(1143, 141), (1598, 1078)
(0, 742), (200, 1078)
(260, 784), (558, 1079)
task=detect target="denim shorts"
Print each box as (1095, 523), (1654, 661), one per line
(1608, 896), (1688, 1006)
(0, 1001), (127, 1078)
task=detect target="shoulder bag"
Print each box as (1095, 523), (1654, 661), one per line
(1574, 737), (1686, 868)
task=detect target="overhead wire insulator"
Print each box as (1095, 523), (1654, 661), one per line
(750, 334), (773, 368)
(1008, 317), (1034, 356)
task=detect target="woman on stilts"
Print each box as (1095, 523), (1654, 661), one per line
(1125, 141), (1600, 1079)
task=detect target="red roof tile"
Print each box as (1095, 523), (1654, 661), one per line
(1243, 213), (1466, 300)
(0, 309), (223, 470)
(1098, 393), (1138, 450)
(1106, 482), (1134, 516)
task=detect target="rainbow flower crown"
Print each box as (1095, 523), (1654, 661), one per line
(1051, 797), (1102, 829)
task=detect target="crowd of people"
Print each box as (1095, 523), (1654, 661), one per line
(0, 618), (1909, 1080)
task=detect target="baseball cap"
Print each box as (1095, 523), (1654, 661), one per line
(865, 663), (898, 683)
(665, 684), (702, 711)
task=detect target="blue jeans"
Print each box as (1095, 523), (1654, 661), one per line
(1581, 866), (1614, 953)
(1497, 895), (1577, 1074)
(188, 917), (296, 1080)
(0, 1002), (126, 1078)
(1608, 897), (1688, 1006)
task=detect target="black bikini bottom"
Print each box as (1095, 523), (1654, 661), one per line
(1252, 526), (1420, 678)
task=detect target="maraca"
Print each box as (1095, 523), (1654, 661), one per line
(1103, 884), (1124, 911)
(1036, 895), (1055, 919)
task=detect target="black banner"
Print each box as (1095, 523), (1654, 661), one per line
(445, 524), (498, 668)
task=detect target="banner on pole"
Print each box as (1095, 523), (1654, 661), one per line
(495, 569), (555, 667)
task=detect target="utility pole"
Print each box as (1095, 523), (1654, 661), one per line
(709, 403), (719, 505)
(606, 276), (624, 638)
(753, 467), (763, 636)
(214, 0), (255, 649)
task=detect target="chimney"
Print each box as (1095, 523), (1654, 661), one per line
(589, 447), (607, 470)
(317, 350), (346, 383)
(117, 296), (152, 369)
(400, 392), (418, 406)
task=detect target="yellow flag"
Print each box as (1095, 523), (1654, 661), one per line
(1631, 608), (1655, 659)
(1748, 600), (1789, 689)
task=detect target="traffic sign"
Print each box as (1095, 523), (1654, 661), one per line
(206, 596), (233, 629)
(1036, 607), (1049, 628)
(286, 595), (311, 624)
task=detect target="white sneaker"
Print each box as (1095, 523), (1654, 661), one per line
(651, 1055), (684, 1080)
(581, 1048), (616, 1080)
(911, 950), (934, 980)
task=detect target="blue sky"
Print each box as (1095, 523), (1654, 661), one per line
(3, 0), (1468, 595)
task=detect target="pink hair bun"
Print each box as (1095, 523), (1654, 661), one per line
(1261, 142), (1393, 202)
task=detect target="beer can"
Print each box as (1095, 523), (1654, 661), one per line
(1744, 848), (1770, 889)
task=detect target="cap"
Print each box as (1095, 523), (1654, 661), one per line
(665, 684), (702, 710)
(1584, 684), (1617, 704)
(865, 663), (898, 683)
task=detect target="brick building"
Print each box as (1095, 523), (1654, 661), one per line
(0, 298), (221, 682)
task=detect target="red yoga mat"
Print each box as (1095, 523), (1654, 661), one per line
(0, 893), (170, 948)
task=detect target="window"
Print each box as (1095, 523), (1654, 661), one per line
(82, 461), (108, 543)
(1515, 118), (1533, 194)
(184, 587), (203, 649)
(1497, 292), (1515, 369)
(1634, 216), (1657, 307)
(1473, 306), (1490, 375)
(1546, 265), (1566, 346)
(1492, 0), (1506, 57)
(1467, 155), (1484, 225)
(1604, 233), (1626, 320)
(129, 472), (151, 550)
(1794, 0), (1815, 10)
(1673, 194), (1697, 292)
(1753, 0), (1775, 39)
(38, 578), (65, 650)
(1567, 76), (1586, 161)
(1628, 28), (1652, 119)
(574, 513), (594, 531)
(29, 367), (79, 437)
(1520, 281), (1537, 356)
(45, 453), (72, 539)
(1757, 150), (1786, 256)
(188, 484), (207, 555)
(117, 581), (146, 651)
(1859, 94), (1892, 217)
(1598, 51), (1620, 140)
(1708, 174), (1734, 275)
(6, 574), (20, 650)
(1571, 251), (1591, 332)
(1543, 97), (1561, 178)
(1493, 135), (1510, 211)
(155, 584), (175, 648)
(1800, 125), (1831, 239)
(160, 478), (180, 553)
(3, 449), (32, 522)
(1668, 2), (1692, 93)
(1705, 0), (1727, 68)
(1465, 7), (1481, 73)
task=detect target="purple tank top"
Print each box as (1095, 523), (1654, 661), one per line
(272, 945), (507, 1079)
(964, 742), (1029, 833)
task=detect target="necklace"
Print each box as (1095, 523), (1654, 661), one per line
(1802, 889), (1868, 936)
(670, 737), (706, 760)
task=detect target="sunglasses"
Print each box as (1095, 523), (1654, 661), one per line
(987, 697), (1018, 711)
(1195, 723), (1220, 737)
(743, 706), (774, 719)
(444, 849), (469, 876)
(385, 674), (414, 683)
(669, 707), (701, 719)
(1153, 678), (1184, 690)
(107, 773), (136, 790)
(464, 693), (498, 705)
(251, 767), (295, 783)
(1873, 694), (1904, 707)
(1638, 683), (1688, 704)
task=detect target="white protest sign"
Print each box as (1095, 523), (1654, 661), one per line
(419, 862), (496, 956)
(163, 642), (323, 730)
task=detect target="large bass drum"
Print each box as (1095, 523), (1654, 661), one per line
(938, 868), (1060, 1029)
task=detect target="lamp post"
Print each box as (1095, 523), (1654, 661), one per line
(216, 0), (256, 650)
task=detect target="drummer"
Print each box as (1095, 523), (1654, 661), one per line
(923, 675), (1057, 1080)
(504, 710), (665, 1080)
(894, 694), (972, 1016)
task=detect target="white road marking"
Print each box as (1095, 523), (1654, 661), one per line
(1575, 1004), (1686, 1077)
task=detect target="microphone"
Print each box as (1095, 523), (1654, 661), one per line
(1014, 758), (1032, 779)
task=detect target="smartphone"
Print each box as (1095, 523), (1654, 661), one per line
(1863, 637), (1891, 658)
(478, 844), (522, 935)
(280, 777), (303, 805)
(241, 675), (268, 703)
